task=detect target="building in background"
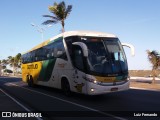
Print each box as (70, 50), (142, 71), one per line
(0, 65), (2, 76)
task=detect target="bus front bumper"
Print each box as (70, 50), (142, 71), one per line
(87, 80), (130, 95)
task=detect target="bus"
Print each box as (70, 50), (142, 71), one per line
(21, 31), (134, 95)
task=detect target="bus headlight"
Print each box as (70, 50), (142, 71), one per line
(93, 80), (97, 84)
(83, 76), (97, 84)
(91, 88), (94, 92)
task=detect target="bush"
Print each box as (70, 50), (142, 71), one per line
(4, 69), (13, 73)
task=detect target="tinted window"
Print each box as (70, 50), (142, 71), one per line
(72, 46), (84, 71)
(22, 38), (67, 64)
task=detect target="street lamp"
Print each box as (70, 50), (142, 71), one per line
(31, 23), (52, 41)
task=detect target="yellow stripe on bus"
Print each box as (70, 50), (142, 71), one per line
(94, 76), (116, 82)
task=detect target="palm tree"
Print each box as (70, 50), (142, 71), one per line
(1, 59), (8, 75)
(7, 53), (22, 75)
(42, 1), (72, 32)
(1, 59), (8, 68)
(8, 56), (16, 75)
(15, 53), (21, 68)
(146, 50), (160, 84)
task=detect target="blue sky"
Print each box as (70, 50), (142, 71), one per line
(0, 0), (160, 70)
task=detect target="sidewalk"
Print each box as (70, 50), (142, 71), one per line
(130, 77), (160, 91)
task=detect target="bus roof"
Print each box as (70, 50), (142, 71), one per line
(50, 31), (117, 42)
(23, 31), (117, 54)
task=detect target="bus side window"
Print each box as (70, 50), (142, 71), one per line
(31, 51), (35, 62)
(26, 53), (30, 63)
(48, 46), (54, 59)
(35, 48), (41, 61)
(54, 40), (67, 60)
(22, 54), (25, 63)
(72, 45), (84, 71)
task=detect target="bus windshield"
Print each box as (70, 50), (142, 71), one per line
(65, 36), (128, 76)
(84, 37), (128, 75)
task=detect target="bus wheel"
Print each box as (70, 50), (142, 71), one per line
(27, 76), (34, 87)
(61, 79), (71, 96)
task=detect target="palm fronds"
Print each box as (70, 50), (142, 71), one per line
(146, 50), (160, 69)
(42, 1), (72, 32)
(146, 50), (160, 84)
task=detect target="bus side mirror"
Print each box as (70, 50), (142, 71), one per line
(72, 42), (88, 57)
(122, 43), (135, 56)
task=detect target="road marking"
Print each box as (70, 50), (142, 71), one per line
(7, 82), (127, 120)
(0, 88), (43, 120)
(0, 88), (30, 111)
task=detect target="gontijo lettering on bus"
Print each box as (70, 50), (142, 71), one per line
(27, 64), (38, 69)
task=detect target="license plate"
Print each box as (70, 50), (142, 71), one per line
(111, 87), (118, 91)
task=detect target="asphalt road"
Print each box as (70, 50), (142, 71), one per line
(0, 77), (160, 120)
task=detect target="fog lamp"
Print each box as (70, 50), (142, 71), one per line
(91, 88), (94, 92)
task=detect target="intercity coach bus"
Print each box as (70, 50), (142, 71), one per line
(21, 31), (134, 95)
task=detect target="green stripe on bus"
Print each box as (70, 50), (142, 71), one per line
(38, 59), (56, 81)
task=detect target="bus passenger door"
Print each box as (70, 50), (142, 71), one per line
(50, 67), (59, 88)
(72, 45), (87, 94)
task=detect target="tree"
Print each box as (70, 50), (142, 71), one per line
(7, 56), (15, 75)
(1, 59), (8, 75)
(146, 50), (160, 84)
(7, 53), (22, 76)
(1, 59), (8, 69)
(42, 1), (72, 32)
(2, 59), (8, 65)
(8, 56), (14, 67)
(15, 53), (21, 68)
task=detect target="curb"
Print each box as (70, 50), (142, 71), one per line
(130, 87), (160, 92)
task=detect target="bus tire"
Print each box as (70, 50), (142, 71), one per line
(27, 76), (34, 87)
(61, 78), (71, 96)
